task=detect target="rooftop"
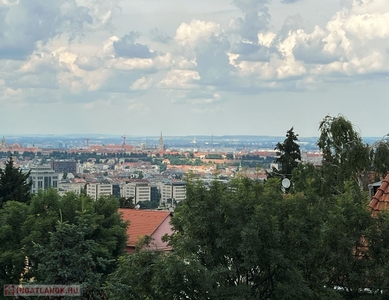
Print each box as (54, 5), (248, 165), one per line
(118, 209), (171, 247)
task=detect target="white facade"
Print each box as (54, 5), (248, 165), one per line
(123, 182), (151, 203)
(29, 166), (59, 193)
(159, 182), (186, 206)
(86, 183), (113, 200)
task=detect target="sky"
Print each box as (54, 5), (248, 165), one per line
(1, 0), (389, 137)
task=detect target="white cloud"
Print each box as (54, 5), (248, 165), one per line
(159, 69), (200, 89)
(130, 76), (153, 91)
(3, 0), (389, 136)
(175, 19), (222, 49)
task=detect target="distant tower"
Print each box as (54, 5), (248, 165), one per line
(1, 136), (5, 149)
(159, 131), (165, 151)
(83, 138), (90, 147)
(121, 135), (127, 148)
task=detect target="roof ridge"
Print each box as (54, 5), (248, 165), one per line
(149, 212), (171, 237)
(368, 173), (389, 212)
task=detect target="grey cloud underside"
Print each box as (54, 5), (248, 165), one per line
(232, 42), (270, 62)
(0, 0), (105, 60)
(75, 56), (102, 71)
(292, 41), (343, 65)
(114, 33), (156, 58)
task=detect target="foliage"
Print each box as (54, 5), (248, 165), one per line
(33, 217), (109, 299)
(317, 115), (370, 194)
(274, 127), (302, 179)
(0, 201), (29, 292)
(370, 139), (389, 179)
(119, 196), (135, 208)
(106, 173), (389, 299)
(138, 200), (158, 209)
(0, 190), (127, 298)
(0, 156), (32, 207)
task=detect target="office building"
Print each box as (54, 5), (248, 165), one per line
(29, 166), (59, 193)
(51, 160), (77, 174)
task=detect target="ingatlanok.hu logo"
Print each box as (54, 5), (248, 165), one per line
(3, 284), (81, 297)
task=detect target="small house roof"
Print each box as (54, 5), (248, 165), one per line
(119, 209), (171, 247)
(368, 173), (389, 216)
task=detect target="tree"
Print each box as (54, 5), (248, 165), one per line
(0, 201), (29, 293)
(165, 177), (323, 298)
(0, 156), (32, 207)
(119, 196), (135, 209)
(370, 139), (389, 179)
(274, 127), (302, 179)
(34, 217), (109, 299)
(317, 115), (370, 194)
(8, 190), (128, 295)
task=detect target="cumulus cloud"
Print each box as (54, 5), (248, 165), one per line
(113, 32), (156, 58)
(159, 69), (200, 89)
(130, 76), (153, 91)
(175, 20), (223, 49)
(0, 0), (119, 60)
(230, 0), (270, 42)
(2, 0), (389, 112)
(231, 42), (270, 62)
(75, 55), (102, 71)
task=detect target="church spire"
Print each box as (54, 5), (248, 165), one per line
(159, 131), (164, 151)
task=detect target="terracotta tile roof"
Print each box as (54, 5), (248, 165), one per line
(368, 173), (389, 216)
(118, 209), (171, 247)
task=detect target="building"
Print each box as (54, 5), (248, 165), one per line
(86, 183), (113, 200)
(57, 181), (84, 196)
(159, 182), (186, 207)
(150, 185), (160, 203)
(29, 166), (59, 193)
(123, 180), (151, 204)
(119, 208), (173, 253)
(50, 160), (77, 174)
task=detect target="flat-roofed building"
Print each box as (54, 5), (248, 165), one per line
(159, 182), (186, 207)
(86, 183), (113, 200)
(123, 180), (151, 204)
(29, 166), (59, 193)
(50, 160), (77, 174)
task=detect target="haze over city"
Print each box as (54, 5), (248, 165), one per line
(1, 0), (388, 137)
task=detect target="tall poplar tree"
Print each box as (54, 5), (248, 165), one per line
(317, 115), (370, 194)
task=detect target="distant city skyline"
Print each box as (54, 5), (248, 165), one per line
(1, 0), (388, 137)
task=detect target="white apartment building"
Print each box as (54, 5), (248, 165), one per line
(86, 183), (113, 200)
(122, 181), (151, 204)
(159, 182), (186, 207)
(29, 166), (59, 193)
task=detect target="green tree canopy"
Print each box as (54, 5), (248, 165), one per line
(0, 156), (32, 207)
(0, 190), (128, 298)
(370, 138), (389, 179)
(317, 115), (370, 194)
(274, 127), (302, 179)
